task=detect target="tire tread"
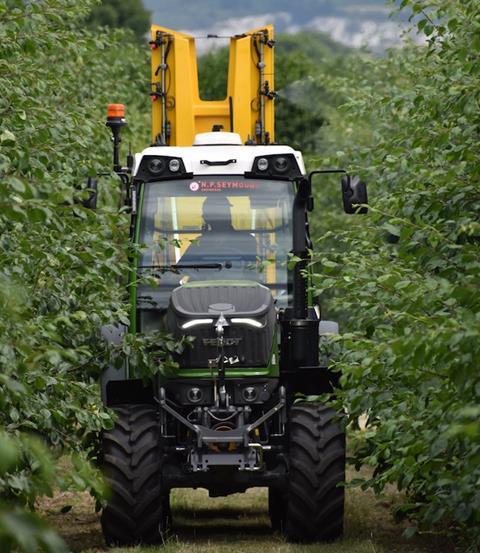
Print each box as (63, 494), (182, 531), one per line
(283, 402), (345, 543)
(101, 403), (168, 546)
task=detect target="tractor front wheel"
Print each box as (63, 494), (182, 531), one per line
(101, 403), (169, 546)
(284, 403), (345, 542)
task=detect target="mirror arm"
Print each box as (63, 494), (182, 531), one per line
(74, 176), (98, 210)
(309, 168), (347, 179)
(308, 170), (347, 212)
(309, 169), (368, 214)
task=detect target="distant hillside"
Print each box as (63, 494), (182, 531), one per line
(144, 0), (390, 28)
(143, 0), (410, 52)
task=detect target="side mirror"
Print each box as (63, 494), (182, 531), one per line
(82, 177), (98, 210)
(297, 177), (312, 199)
(341, 175), (368, 214)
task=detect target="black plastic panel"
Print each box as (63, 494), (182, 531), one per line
(167, 282), (276, 368)
(165, 378), (279, 406)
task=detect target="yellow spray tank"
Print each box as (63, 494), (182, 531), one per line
(150, 24), (275, 146)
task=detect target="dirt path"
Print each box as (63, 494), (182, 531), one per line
(39, 469), (457, 553)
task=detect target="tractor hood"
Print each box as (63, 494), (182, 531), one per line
(167, 280), (276, 369)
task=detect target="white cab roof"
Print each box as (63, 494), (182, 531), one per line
(133, 132), (305, 176)
(193, 132), (243, 146)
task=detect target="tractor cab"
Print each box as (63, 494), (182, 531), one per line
(135, 141), (302, 319)
(139, 175), (291, 289)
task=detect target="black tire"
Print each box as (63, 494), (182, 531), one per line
(101, 404), (169, 546)
(284, 403), (345, 542)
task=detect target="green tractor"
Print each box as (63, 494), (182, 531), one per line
(96, 25), (367, 546)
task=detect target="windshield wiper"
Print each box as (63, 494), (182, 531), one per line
(139, 263), (232, 273)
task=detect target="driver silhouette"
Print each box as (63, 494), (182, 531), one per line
(180, 195), (257, 262)
(202, 196), (234, 232)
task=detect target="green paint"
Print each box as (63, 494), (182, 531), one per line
(161, 326), (279, 380)
(129, 183), (144, 335)
(183, 280), (262, 288)
(170, 368), (274, 379)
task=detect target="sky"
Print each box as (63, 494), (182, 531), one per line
(143, 0), (419, 53)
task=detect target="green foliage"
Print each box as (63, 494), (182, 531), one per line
(86, 0), (151, 42)
(275, 47), (325, 151)
(198, 48), (229, 101)
(0, 433), (68, 553)
(309, 0), (480, 548)
(0, 0), (176, 549)
(2, 0), (479, 550)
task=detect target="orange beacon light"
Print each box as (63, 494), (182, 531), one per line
(107, 103), (126, 119)
(106, 104), (127, 173)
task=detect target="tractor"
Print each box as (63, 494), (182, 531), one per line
(95, 24), (367, 546)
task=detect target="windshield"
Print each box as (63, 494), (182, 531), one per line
(137, 176), (294, 311)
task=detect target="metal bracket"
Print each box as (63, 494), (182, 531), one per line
(158, 386), (286, 449)
(189, 447), (259, 472)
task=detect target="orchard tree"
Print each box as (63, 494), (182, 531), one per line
(86, 0), (151, 41)
(310, 0), (480, 548)
(0, 0), (176, 550)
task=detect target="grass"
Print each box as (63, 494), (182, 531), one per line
(38, 466), (457, 553)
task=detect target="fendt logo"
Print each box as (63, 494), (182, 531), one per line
(202, 337), (242, 346)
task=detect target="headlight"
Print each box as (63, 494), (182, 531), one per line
(256, 157), (269, 171)
(187, 387), (203, 403)
(247, 154), (301, 179)
(148, 158), (166, 174)
(169, 158), (181, 172)
(135, 156), (188, 182)
(181, 318), (214, 329)
(242, 386), (258, 402)
(231, 318), (263, 328)
(273, 156), (290, 173)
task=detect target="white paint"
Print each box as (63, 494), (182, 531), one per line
(133, 132), (306, 177)
(193, 132), (242, 146)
